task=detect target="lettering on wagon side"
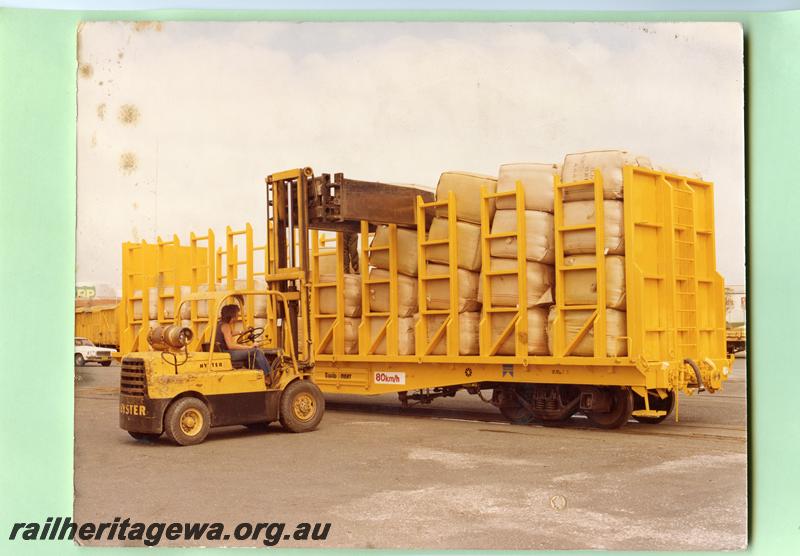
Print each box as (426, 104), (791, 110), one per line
(374, 371), (405, 385)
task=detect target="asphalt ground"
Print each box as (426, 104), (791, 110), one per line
(73, 357), (747, 550)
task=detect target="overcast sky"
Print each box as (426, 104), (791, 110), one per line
(76, 21), (744, 293)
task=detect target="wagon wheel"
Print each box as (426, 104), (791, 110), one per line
(495, 388), (536, 425)
(539, 407), (579, 427)
(538, 387), (581, 426)
(585, 387), (633, 429)
(499, 404), (536, 425)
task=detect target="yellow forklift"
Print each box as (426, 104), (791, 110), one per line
(119, 168), (336, 445)
(119, 289), (324, 446)
(118, 167), (428, 445)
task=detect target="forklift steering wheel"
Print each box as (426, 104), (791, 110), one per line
(236, 327), (264, 344)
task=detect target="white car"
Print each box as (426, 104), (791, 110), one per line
(75, 337), (113, 367)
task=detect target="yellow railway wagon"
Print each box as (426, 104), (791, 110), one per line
(74, 304), (120, 349)
(279, 166), (732, 428)
(118, 238), (212, 355)
(117, 165), (732, 429)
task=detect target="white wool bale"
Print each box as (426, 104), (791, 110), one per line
(318, 273), (362, 317)
(368, 268), (418, 317)
(163, 286), (192, 320)
(547, 307), (627, 357)
(370, 225), (420, 277)
(132, 288), (157, 320)
(192, 280), (269, 319)
(487, 257), (554, 308)
(561, 150), (651, 200)
(195, 283), (217, 318)
(489, 209), (555, 264)
(426, 217), (482, 272)
(316, 250), (339, 275)
(435, 171), (497, 224)
(231, 279), (269, 318)
(368, 316), (416, 355)
(490, 308), (549, 355)
(425, 311), (480, 355)
(424, 262), (481, 313)
(496, 163), (559, 213)
(318, 317), (360, 355)
(563, 254), (626, 310)
(562, 200), (625, 256)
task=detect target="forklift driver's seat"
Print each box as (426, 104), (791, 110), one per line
(200, 340), (247, 369)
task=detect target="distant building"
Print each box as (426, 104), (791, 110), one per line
(75, 282), (120, 308)
(725, 285), (746, 327)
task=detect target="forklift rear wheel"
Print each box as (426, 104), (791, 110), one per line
(75, 354), (85, 367)
(279, 380), (324, 433)
(164, 397), (211, 446)
(128, 431), (161, 442)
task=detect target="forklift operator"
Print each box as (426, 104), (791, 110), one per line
(216, 304), (272, 382)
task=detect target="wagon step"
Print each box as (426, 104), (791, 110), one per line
(631, 409), (667, 418)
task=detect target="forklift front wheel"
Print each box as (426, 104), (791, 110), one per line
(164, 397), (211, 446)
(279, 381), (325, 433)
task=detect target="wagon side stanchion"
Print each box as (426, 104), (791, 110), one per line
(415, 191), (460, 357)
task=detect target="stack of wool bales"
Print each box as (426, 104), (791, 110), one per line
(317, 239), (363, 355)
(163, 286), (191, 320)
(133, 286), (192, 321)
(425, 171), (497, 355)
(172, 279), (274, 347)
(317, 315), (359, 355)
(132, 287), (158, 322)
(196, 280), (271, 318)
(366, 225), (420, 355)
(317, 271), (362, 354)
(318, 274), (361, 318)
(487, 163), (559, 355)
(548, 150), (651, 357)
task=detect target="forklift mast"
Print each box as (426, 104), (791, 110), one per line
(265, 167), (434, 364)
(265, 168), (313, 364)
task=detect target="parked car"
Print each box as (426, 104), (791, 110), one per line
(75, 337), (113, 367)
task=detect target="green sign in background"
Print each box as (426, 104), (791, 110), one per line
(1, 7), (798, 555)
